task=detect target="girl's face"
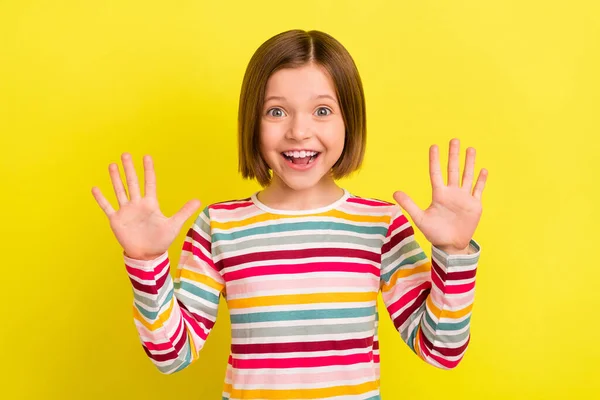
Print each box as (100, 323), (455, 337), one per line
(259, 63), (345, 192)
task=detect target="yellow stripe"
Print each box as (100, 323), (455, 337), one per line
(426, 296), (473, 319)
(178, 269), (224, 292)
(224, 380), (378, 399)
(213, 209), (390, 230)
(414, 328), (425, 360)
(227, 291), (377, 309)
(133, 297), (175, 331)
(381, 261), (431, 292)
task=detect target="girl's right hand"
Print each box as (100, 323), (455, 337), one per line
(91, 153), (201, 261)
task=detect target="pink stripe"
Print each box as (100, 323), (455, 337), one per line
(224, 262), (380, 282)
(431, 268), (475, 295)
(226, 363), (377, 385)
(338, 202), (392, 218)
(430, 289), (474, 310)
(384, 281), (429, 316)
(211, 203), (260, 221)
(418, 335), (460, 369)
(226, 275), (379, 297)
(231, 352), (372, 369)
(126, 257), (169, 280)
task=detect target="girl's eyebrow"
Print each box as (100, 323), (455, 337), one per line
(264, 94), (338, 103)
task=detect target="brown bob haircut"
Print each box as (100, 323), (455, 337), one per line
(238, 29), (367, 187)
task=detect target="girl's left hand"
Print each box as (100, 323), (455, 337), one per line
(393, 138), (488, 254)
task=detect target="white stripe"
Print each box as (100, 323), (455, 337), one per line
(228, 301), (377, 315)
(230, 330), (376, 345)
(231, 315), (375, 329)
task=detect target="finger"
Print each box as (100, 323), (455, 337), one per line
(91, 187), (115, 217)
(171, 199), (202, 230)
(447, 138), (460, 187)
(461, 147), (476, 190)
(122, 152), (141, 201)
(393, 191), (424, 226)
(143, 155), (157, 198)
(473, 168), (488, 200)
(109, 163), (129, 206)
(429, 145), (444, 189)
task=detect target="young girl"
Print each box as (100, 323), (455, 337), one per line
(92, 29), (487, 399)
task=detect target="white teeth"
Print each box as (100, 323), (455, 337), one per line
(283, 151), (318, 158)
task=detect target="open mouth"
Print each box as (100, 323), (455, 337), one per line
(281, 151), (320, 165)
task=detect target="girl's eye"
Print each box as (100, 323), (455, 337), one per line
(266, 108), (286, 118)
(315, 107), (332, 117)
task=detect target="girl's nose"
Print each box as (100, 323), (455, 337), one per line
(286, 114), (313, 140)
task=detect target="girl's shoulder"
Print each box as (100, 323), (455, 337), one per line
(345, 192), (396, 208)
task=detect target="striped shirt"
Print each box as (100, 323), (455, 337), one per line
(125, 189), (481, 399)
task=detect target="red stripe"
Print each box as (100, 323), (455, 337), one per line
(144, 340), (175, 352)
(381, 221), (413, 254)
(394, 286), (430, 330)
(231, 352), (373, 369)
(142, 343), (179, 362)
(143, 318), (188, 362)
(210, 200), (252, 210)
(230, 337), (374, 355)
(420, 330), (470, 358)
(223, 261), (380, 282)
(125, 257), (169, 281)
(431, 274), (475, 294)
(418, 334), (464, 369)
(217, 247), (380, 271)
(129, 261), (171, 294)
(386, 281), (430, 316)
(431, 258), (477, 281)
(182, 241), (216, 270)
(347, 197), (392, 207)
(188, 227), (211, 254)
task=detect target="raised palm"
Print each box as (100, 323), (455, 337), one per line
(91, 153), (201, 260)
(393, 139), (488, 253)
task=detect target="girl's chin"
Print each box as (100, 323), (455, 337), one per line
(273, 171), (335, 192)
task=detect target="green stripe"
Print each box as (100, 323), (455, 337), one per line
(216, 233), (383, 255)
(135, 290), (174, 320)
(425, 312), (471, 331)
(212, 221), (387, 242)
(176, 281), (220, 304)
(231, 320), (375, 339)
(230, 306), (376, 324)
(381, 243), (427, 282)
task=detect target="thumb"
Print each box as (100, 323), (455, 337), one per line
(171, 199), (202, 229)
(393, 191), (423, 224)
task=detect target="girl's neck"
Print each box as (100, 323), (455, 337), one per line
(257, 175), (345, 211)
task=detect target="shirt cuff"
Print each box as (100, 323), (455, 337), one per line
(431, 239), (481, 268)
(123, 250), (169, 272)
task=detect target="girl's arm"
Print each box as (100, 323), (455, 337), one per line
(124, 206), (224, 374)
(380, 207), (480, 369)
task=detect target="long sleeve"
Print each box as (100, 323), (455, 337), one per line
(124, 206), (225, 374)
(379, 206), (480, 369)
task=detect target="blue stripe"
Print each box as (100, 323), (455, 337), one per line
(231, 306), (376, 324)
(135, 290), (174, 320)
(425, 312), (471, 331)
(176, 281), (220, 304)
(213, 221), (387, 242)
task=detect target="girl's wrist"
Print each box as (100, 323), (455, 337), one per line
(436, 243), (472, 255)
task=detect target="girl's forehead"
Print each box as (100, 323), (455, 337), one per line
(265, 64), (336, 97)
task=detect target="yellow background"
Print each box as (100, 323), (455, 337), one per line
(1, 0), (598, 399)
